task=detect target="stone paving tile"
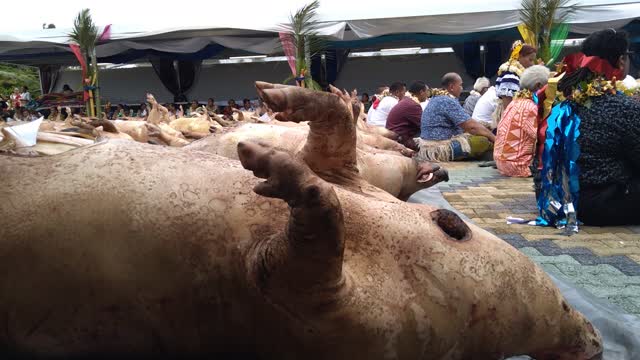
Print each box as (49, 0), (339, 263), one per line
(435, 161), (640, 315)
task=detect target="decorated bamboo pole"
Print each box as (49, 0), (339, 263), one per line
(69, 9), (99, 118)
(281, 0), (324, 90)
(91, 49), (102, 119)
(85, 66), (92, 117)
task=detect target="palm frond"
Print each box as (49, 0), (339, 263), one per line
(542, 0), (576, 26)
(520, 0), (578, 63)
(68, 9), (98, 53)
(286, 0), (326, 88)
(520, 0), (543, 44)
(291, 0), (321, 36)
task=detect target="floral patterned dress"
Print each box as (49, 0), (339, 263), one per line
(493, 94), (538, 177)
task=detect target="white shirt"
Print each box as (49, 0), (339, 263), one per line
(420, 100), (429, 111)
(367, 96), (398, 127)
(20, 92), (31, 102)
(259, 113), (271, 122)
(472, 86), (498, 125)
(622, 75), (638, 90)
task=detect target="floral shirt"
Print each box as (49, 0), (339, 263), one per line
(420, 96), (469, 140)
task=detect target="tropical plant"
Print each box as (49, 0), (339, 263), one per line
(68, 9), (102, 117)
(0, 64), (41, 99)
(519, 0), (577, 66)
(282, 0), (325, 90)
(68, 9), (98, 72)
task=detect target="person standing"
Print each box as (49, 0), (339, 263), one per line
(494, 42), (537, 124)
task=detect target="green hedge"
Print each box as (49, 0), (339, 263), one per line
(0, 64), (42, 99)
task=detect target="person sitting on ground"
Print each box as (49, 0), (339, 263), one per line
(62, 84), (74, 95)
(20, 86), (31, 107)
(493, 65), (550, 177)
(385, 81), (429, 151)
(137, 103), (148, 118)
(22, 109), (40, 121)
(103, 101), (113, 119)
(206, 98), (219, 115)
(361, 93), (372, 113)
(115, 104), (128, 118)
(494, 42), (537, 125)
(223, 99), (239, 117)
(471, 85), (499, 129)
(464, 77), (490, 116)
(534, 29), (640, 227)
(365, 86), (388, 121)
(369, 86), (388, 107)
(242, 98), (255, 112)
(417, 72), (496, 162)
(10, 88), (21, 110)
(12, 108), (24, 121)
(167, 103), (183, 119)
(419, 90), (430, 111)
(166, 103), (177, 118)
(253, 101), (273, 122)
(367, 82), (405, 127)
(0, 101), (11, 122)
(47, 106), (60, 121)
(60, 107), (69, 120)
(188, 100), (200, 116)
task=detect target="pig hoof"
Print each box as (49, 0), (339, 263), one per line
(430, 209), (471, 241)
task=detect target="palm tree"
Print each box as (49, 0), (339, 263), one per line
(68, 9), (101, 118)
(283, 0), (325, 90)
(520, 0), (577, 66)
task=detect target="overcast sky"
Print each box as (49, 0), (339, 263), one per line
(2, 0), (626, 34)
(0, 0), (538, 33)
(0, 0), (328, 32)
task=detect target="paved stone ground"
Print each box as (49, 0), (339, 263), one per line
(434, 161), (640, 316)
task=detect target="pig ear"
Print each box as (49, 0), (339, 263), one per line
(239, 141), (346, 293)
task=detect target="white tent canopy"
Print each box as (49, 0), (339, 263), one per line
(1, 0), (639, 65)
(3, 0), (640, 38)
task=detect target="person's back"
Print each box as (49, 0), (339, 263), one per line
(367, 96), (398, 127)
(575, 93), (640, 187)
(420, 95), (466, 141)
(366, 82), (405, 127)
(464, 77), (490, 116)
(472, 86), (498, 127)
(463, 93), (480, 115)
(20, 87), (31, 107)
(534, 29), (640, 227)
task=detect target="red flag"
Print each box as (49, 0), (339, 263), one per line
(279, 32), (296, 77)
(69, 43), (90, 101)
(99, 24), (112, 42)
(69, 43), (87, 81)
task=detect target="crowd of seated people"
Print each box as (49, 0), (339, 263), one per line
(357, 30), (639, 227)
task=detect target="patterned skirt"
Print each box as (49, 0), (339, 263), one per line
(493, 98), (538, 177)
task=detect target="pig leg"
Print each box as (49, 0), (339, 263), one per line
(255, 82), (358, 183)
(237, 140), (345, 299)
